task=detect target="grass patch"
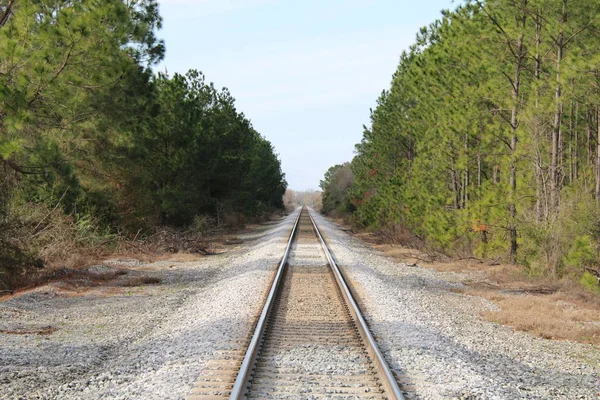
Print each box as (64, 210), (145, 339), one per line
(479, 292), (600, 345)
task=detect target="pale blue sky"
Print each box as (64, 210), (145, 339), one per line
(156, 0), (458, 190)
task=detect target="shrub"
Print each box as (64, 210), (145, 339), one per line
(223, 212), (246, 229)
(563, 235), (597, 272)
(580, 271), (600, 295)
(0, 178), (36, 290)
(191, 214), (217, 234)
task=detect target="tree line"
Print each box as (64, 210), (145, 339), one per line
(322, 0), (600, 285)
(0, 0), (286, 288)
(319, 163), (353, 217)
(283, 189), (322, 211)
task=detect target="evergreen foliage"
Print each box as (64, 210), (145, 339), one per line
(324, 0), (600, 279)
(0, 0), (286, 287)
(320, 163), (354, 216)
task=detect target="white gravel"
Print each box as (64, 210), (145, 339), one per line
(0, 210), (299, 400)
(3, 208), (599, 400)
(310, 211), (600, 400)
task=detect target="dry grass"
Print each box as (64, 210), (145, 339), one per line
(0, 268), (130, 298)
(439, 262), (599, 345)
(0, 269), (162, 302)
(475, 291), (600, 345)
(2, 213), (264, 293)
(349, 228), (600, 346)
(372, 244), (441, 265)
(353, 228), (448, 264)
(450, 273), (600, 346)
(2, 211), (284, 296)
(115, 228), (213, 256)
(2, 225), (211, 292)
(374, 223), (426, 248)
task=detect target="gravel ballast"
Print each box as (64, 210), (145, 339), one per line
(310, 211), (600, 400)
(2, 208), (600, 399)
(0, 211), (298, 400)
(245, 211), (385, 399)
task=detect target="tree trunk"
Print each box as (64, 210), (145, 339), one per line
(535, 143), (545, 223)
(0, 0), (15, 27)
(596, 107), (600, 201)
(508, 31), (525, 264)
(533, 9), (545, 223)
(534, 9), (542, 108)
(550, 9), (565, 211)
(587, 107), (593, 193)
(451, 159), (460, 210)
(568, 100), (574, 184)
(477, 153), (482, 188)
(493, 162), (499, 184)
(463, 131), (469, 209)
(574, 102), (579, 180)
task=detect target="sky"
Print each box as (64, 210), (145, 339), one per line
(156, 0), (459, 190)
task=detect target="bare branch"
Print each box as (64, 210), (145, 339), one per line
(0, 0), (15, 27)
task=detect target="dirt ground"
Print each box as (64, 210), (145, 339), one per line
(350, 229), (600, 347)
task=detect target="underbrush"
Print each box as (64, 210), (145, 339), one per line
(115, 226), (212, 256)
(0, 203), (283, 291)
(0, 200), (116, 291)
(580, 271), (600, 295)
(374, 222), (427, 250)
(353, 214), (600, 298)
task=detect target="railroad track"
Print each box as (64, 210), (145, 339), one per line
(189, 208), (404, 400)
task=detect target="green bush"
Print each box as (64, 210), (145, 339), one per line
(191, 214), (217, 234)
(0, 181), (35, 290)
(580, 271), (600, 295)
(563, 235), (597, 272)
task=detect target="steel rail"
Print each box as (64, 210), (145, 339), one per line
(228, 207), (302, 400)
(306, 208), (406, 400)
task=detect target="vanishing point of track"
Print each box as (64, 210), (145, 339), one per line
(189, 207), (404, 400)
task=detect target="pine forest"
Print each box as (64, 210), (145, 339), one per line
(321, 0), (600, 287)
(0, 0), (286, 289)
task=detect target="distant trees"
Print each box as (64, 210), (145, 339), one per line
(0, 0), (286, 288)
(283, 189), (322, 211)
(123, 70), (286, 227)
(324, 0), (600, 279)
(320, 163), (354, 217)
